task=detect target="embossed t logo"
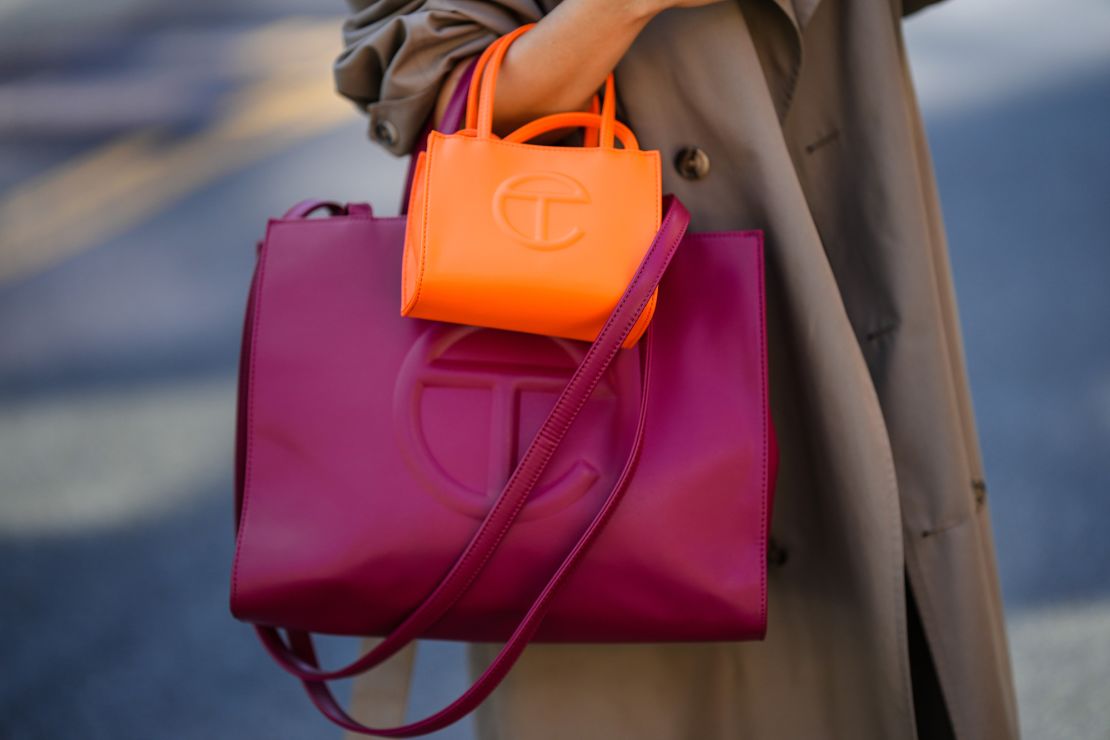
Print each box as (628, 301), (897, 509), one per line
(492, 172), (591, 250)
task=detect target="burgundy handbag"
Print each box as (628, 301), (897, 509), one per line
(230, 60), (777, 737)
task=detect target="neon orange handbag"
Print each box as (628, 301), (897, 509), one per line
(401, 24), (662, 348)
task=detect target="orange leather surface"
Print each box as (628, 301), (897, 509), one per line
(402, 23), (661, 347)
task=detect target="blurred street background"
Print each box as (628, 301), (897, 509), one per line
(1, 0), (1108, 738)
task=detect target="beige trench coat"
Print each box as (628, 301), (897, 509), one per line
(333, 0), (1019, 737)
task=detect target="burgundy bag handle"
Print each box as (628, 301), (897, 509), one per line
(399, 56), (478, 214)
(253, 195), (689, 737)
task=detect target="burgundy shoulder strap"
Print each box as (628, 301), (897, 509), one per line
(254, 196), (689, 737)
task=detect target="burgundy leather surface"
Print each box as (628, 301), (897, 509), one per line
(231, 196), (774, 736)
(232, 198), (773, 642)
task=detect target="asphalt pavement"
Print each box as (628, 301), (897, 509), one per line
(1, 1), (1108, 738)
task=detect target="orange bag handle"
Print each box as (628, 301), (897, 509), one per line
(503, 112), (639, 150)
(465, 25), (529, 133)
(464, 24), (619, 149)
(583, 95), (601, 148)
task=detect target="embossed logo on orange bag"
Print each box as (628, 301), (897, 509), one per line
(492, 172), (591, 250)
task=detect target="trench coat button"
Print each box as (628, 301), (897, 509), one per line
(674, 146), (710, 180)
(972, 479), (987, 509)
(372, 119), (399, 147)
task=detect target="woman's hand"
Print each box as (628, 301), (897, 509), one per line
(434, 0), (724, 134)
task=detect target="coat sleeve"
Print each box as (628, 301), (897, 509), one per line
(335, 0), (545, 156)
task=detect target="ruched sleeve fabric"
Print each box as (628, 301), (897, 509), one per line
(335, 0), (545, 155)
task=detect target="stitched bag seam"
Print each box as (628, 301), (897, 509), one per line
(231, 218), (275, 608)
(755, 232), (769, 633)
(414, 133), (440, 312)
(401, 152), (427, 314)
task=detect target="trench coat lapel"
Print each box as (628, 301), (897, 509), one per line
(762, 0), (823, 35)
(745, 0), (828, 122)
